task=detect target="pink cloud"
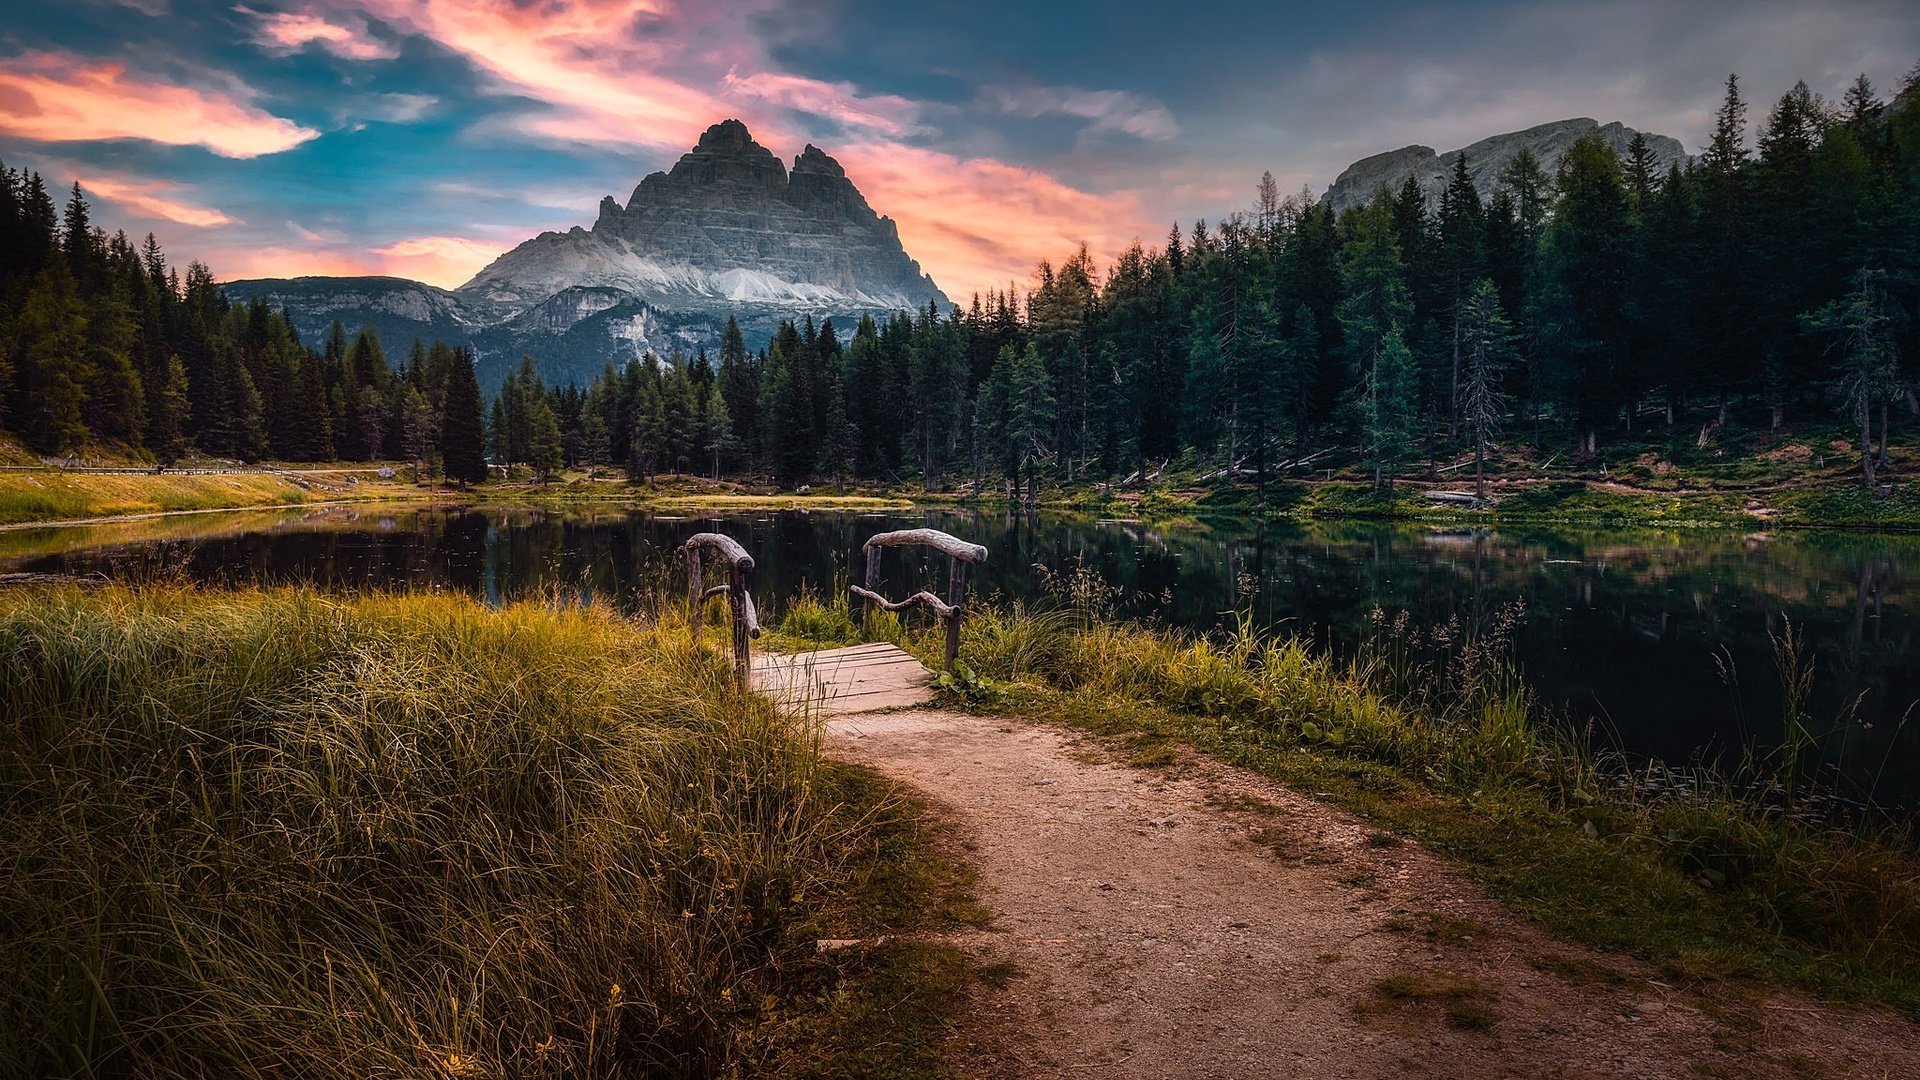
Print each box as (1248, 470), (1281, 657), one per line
(834, 142), (1159, 302)
(208, 234), (501, 288)
(0, 51), (317, 157)
(235, 4), (399, 61)
(211, 246), (384, 281)
(374, 235), (502, 286)
(77, 175), (239, 228)
(721, 68), (921, 135)
(357, 0), (742, 150)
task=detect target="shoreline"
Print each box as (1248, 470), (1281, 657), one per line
(7, 464), (1920, 533)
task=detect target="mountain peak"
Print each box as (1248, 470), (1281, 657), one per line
(456, 119), (948, 323)
(695, 118), (758, 153)
(792, 144), (846, 178)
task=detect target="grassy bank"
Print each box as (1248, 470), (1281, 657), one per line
(773, 589), (1920, 1015)
(0, 469), (440, 526)
(0, 586), (982, 1077)
(471, 472), (919, 512)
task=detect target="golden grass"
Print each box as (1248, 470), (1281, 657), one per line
(0, 469), (438, 526)
(0, 585), (977, 1076)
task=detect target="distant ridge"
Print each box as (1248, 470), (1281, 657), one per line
(1320, 118), (1689, 212)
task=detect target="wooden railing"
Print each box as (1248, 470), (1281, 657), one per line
(682, 532), (760, 685)
(850, 528), (988, 669)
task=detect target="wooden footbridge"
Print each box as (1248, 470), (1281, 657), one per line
(750, 642), (934, 715)
(680, 527), (986, 715)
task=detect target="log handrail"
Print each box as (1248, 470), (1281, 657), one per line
(848, 586), (955, 619)
(852, 527), (987, 669)
(862, 528), (987, 564)
(683, 532), (759, 685)
(684, 532), (754, 571)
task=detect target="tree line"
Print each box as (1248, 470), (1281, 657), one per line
(0, 170), (488, 483)
(530, 68), (1920, 496)
(5, 68), (1917, 497)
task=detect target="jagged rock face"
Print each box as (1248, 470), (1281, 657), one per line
(1321, 118), (1689, 213)
(226, 120), (949, 391)
(460, 119), (947, 314)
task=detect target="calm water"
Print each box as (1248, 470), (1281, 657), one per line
(7, 504), (1918, 802)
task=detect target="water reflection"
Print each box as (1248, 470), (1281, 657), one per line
(6, 503), (1916, 802)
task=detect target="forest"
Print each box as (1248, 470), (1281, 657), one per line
(3, 71), (1918, 497)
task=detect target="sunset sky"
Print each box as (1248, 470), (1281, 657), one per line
(2, 0), (1915, 299)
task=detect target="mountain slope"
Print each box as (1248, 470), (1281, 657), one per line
(1321, 118), (1688, 212)
(463, 120), (946, 316)
(224, 120), (947, 391)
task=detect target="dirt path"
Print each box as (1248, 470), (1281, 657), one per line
(825, 709), (1920, 1079)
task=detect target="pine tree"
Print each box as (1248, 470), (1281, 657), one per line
(439, 348), (488, 486)
(1457, 279), (1513, 501)
(526, 395), (564, 482)
(11, 261), (92, 455)
(700, 379), (736, 479)
(579, 406), (609, 478)
(627, 363), (664, 481)
(1336, 200), (1414, 469)
(150, 354), (191, 467)
(1538, 133), (1633, 454)
(1437, 152), (1486, 435)
(819, 374), (854, 491)
(1803, 268), (1900, 488)
(660, 360), (697, 474)
(401, 384), (435, 474)
(1366, 327), (1418, 491)
(1005, 342), (1056, 501)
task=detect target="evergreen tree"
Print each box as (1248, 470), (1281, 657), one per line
(1457, 279), (1513, 501)
(439, 348), (488, 486)
(1366, 327), (1418, 491)
(11, 261), (92, 454)
(1005, 342), (1056, 501)
(660, 359), (697, 474)
(700, 379), (736, 479)
(400, 384), (435, 474)
(1803, 267), (1901, 487)
(1437, 152), (1486, 435)
(1538, 133), (1633, 453)
(627, 362), (664, 481)
(525, 395), (564, 482)
(150, 354), (191, 467)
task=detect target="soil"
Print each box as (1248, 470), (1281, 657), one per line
(825, 708), (1920, 1080)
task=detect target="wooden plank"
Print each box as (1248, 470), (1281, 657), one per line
(749, 643), (934, 716)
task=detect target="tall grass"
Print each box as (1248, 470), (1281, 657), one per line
(0, 585), (944, 1078)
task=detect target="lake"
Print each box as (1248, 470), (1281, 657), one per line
(6, 503), (1917, 803)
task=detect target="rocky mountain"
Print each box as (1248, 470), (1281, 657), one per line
(1320, 118), (1689, 213)
(224, 120), (947, 391)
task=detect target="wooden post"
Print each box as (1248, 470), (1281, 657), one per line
(729, 563), (751, 688)
(863, 544), (882, 617)
(944, 558), (967, 669)
(683, 533), (758, 684)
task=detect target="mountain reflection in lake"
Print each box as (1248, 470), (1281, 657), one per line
(6, 504), (1917, 803)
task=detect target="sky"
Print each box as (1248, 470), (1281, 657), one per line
(1, 0), (1915, 300)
